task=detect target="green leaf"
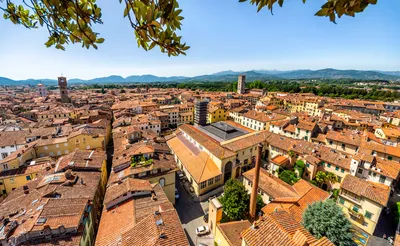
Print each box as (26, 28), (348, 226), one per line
(151, 20), (161, 28)
(96, 38), (105, 43)
(315, 8), (329, 16)
(148, 41), (156, 50)
(55, 44), (65, 50)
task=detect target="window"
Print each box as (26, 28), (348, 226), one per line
(329, 140), (333, 145)
(215, 175), (221, 183)
(352, 206), (359, 213)
(357, 168), (363, 174)
(208, 178), (214, 186)
(1, 153), (8, 159)
(26, 176), (31, 181)
(339, 197), (345, 205)
(335, 166), (339, 171)
(379, 175), (386, 184)
(341, 168), (345, 173)
(200, 181), (207, 189)
(10, 178), (15, 184)
(244, 159), (248, 165)
(159, 178), (165, 187)
(368, 171), (372, 175)
(365, 211), (373, 220)
(388, 156), (393, 160)
(341, 143), (346, 149)
(306, 163), (310, 168)
(338, 176), (342, 183)
(327, 163), (331, 168)
(248, 180), (253, 187)
(373, 172), (376, 177)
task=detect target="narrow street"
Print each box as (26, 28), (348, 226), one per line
(175, 175), (214, 246)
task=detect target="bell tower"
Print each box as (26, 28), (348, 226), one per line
(58, 76), (70, 103)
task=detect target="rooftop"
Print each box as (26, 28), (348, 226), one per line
(197, 121), (249, 142)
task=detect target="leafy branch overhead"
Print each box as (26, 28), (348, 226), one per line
(1, 0), (377, 54)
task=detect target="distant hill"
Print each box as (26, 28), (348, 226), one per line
(1, 68), (399, 85)
(278, 68), (400, 80)
(125, 74), (187, 82)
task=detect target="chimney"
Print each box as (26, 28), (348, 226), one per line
(250, 143), (263, 221)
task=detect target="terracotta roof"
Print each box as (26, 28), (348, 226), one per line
(270, 120), (289, 127)
(167, 133), (221, 183)
(326, 130), (362, 147)
(103, 178), (153, 205)
(54, 149), (106, 172)
(0, 130), (28, 146)
(178, 124), (236, 159)
(243, 110), (287, 123)
(284, 124), (297, 133)
(243, 168), (298, 199)
(221, 130), (271, 152)
(242, 210), (323, 246)
(315, 146), (351, 170)
(217, 220), (251, 246)
(96, 183), (188, 246)
(262, 180), (330, 222)
(341, 175), (390, 206)
(271, 155), (290, 166)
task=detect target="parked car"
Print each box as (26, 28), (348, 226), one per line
(177, 171), (185, 181)
(203, 213), (209, 223)
(196, 226), (209, 236)
(175, 188), (180, 199)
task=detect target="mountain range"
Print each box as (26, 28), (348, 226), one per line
(1, 68), (400, 85)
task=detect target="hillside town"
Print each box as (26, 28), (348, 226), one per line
(1, 75), (400, 246)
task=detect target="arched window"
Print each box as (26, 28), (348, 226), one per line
(159, 178), (165, 187)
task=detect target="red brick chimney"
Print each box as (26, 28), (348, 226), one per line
(250, 143), (263, 220)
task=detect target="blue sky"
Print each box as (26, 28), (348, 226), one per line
(0, 0), (399, 80)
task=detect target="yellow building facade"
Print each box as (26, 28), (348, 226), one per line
(207, 107), (227, 123)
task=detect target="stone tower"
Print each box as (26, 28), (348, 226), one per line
(237, 75), (246, 94)
(194, 99), (208, 126)
(58, 76), (70, 103)
(37, 83), (47, 97)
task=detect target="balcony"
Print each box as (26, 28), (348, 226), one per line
(348, 207), (364, 221)
(340, 193), (362, 206)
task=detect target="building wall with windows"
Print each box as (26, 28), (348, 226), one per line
(35, 134), (106, 158)
(0, 145), (37, 172)
(325, 139), (359, 155)
(319, 162), (349, 189)
(242, 176), (271, 204)
(0, 144), (22, 160)
(0, 172), (38, 195)
(146, 171), (176, 204)
(207, 108), (227, 124)
(338, 190), (383, 235)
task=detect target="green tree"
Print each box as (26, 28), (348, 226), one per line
(256, 194), (265, 215)
(279, 170), (299, 185)
(326, 172), (338, 184)
(1, 0), (377, 55)
(220, 179), (250, 220)
(294, 160), (305, 178)
(288, 150), (296, 166)
(315, 171), (338, 187)
(315, 171), (327, 185)
(302, 200), (353, 246)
